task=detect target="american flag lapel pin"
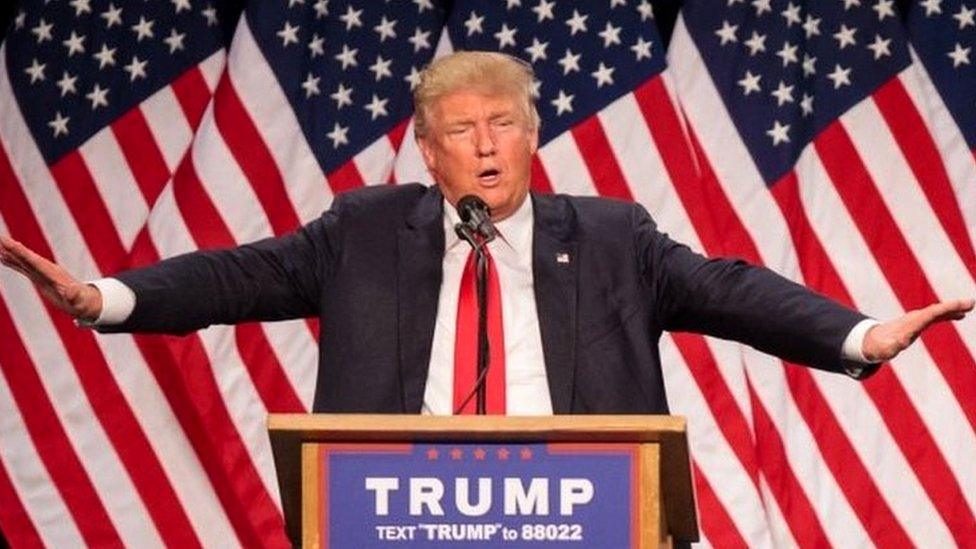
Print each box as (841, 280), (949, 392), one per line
(556, 252), (570, 264)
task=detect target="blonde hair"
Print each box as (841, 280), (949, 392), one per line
(413, 51), (540, 137)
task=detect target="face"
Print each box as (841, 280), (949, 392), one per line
(417, 89), (538, 221)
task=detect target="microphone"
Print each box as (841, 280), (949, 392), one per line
(454, 195), (498, 246)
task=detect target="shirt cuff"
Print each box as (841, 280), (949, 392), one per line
(77, 278), (136, 327)
(840, 318), (881, 378)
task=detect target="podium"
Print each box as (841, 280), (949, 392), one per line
(269, 414), (698, 547)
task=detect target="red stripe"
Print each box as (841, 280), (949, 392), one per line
(530, 154), (553, 194)
(327, 159), (365, 194)
(0, 458), (44, 548)
(387, 118), (409, 152)
(570, 115), (634, 201)
(172, 157), (305, 412)
(635, 77), (702, 205)
(49, 152), (128, 273)
(873, 78), (976, 280)
(170, 66), (212, 131)
(748, 384), (831, 548)
(0, 297), (122, 547)
(213, 74), (302, 235)
(692, 461), (749, 548)
(110, 108), (171, 206)
(816, 122), (976, 438)
(1, 147), (203, 547)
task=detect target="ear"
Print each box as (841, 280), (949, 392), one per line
(416, 134), (437, 172)
(528, 126), (539, 155)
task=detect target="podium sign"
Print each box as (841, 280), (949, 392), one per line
(303, 443), (647, 547)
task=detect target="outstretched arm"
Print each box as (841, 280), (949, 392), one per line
(862, 298), (974, 362)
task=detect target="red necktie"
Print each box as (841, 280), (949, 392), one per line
(453, 247), (506, 414)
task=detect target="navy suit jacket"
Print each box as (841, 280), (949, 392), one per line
(103, 184), (870, 413)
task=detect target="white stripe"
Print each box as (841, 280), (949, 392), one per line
(260, 319), (318, 411)
(199, 49), (226, 93)
(354, 134), (397, 185)
(0, 322), (85, 548)
(797, 148), (976, 522)
(393, 119), (436, 186)
(757, 476), (798, 548)
(141, 86), (194, 175)
(903, 51), (976, 248)
(536, 132), (597, 196)
(78, 129), (149, 249)
(227, 18), (330, 225)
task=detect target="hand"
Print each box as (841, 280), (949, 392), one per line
(862, 298), (975, 362)
(0, 235), (103, 321)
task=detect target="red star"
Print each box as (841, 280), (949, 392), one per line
(520, 447), (533, 460)
(426, 448), (439, 460)
(473, 448), (487, 460)
(496, 448), (510, 460)
(450, 448), (463, 460)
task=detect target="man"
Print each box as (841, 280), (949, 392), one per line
(0, 51), (972, 415)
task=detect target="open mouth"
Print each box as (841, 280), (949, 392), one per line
(477, 168), (501, 185)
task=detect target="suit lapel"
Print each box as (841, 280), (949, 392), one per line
(397, 187), (445, 413)
(531, 193), (579, 414)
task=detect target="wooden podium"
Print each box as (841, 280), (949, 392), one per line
(269, 414), (698, 547)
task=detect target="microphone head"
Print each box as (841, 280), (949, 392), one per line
(456, 195), (490, 222)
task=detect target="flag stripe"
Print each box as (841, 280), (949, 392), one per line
(570, 115), (634, 202)
(692, 462), (749, 549)
(111, 108), (172, 207)
(171, 66), (213, 133)
(0, 421), (47, 548)
(530, 155), (553, 193)
(327, 159), (366, 194)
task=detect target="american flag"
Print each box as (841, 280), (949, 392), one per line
(0, 1), (973, 547)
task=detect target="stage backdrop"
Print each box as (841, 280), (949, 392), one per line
(0, 0), (974, 546)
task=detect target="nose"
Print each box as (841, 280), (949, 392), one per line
(473, 123), (496, 157)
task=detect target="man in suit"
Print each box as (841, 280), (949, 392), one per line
(1, 51), (972, 414)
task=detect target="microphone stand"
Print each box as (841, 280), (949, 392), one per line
(455, 224), (492, 415)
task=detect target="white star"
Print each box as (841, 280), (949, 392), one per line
(530, 79), (541, 99)
(288, 0), (304, 6)
(408, 28), (431, 52)
(802, 53), (817, 76)
(873, 0), (896, 20)
(737, 70), (762, 95)
(69, 0), (92, 16)
(948, 43), (971, 68)
(494, 23), (517, 49)
(56, 71), (78, 97)
(86, 83), (109, 110)
(164, 29), (186, 53)
(751, 0), (772, 16)
(781, 1), (802, 26)
(413, 0), (434, 13)
(843, 0), (861, 9)
(591, 62), (615, 88)
(867, 34), (892, 59)
(631, 36), (653, 61)
(62, 31), (86, 57)
(373, 16), (397, 42)
(800, 93), (814, 116)
(524, 38), (549, 62)
(803, 14), (821, 38)
(48, 112), (70, 138)
(201, 4), (218, 26)
(770, 80), (794, 106)
(330, 82), (353, 109)
(334, 44), (358, 69)
(464, 11), (484, 36)
(308, 33), (325, 57)
(776, 41), (799, 66)
(405, 66), (422, 90)
(565, 9), (588, 35)
(301, 73), (320, 98)
(24, 59), (46, 84)
(101, 3), (123, 28)
(171, 0), (192, 14)
(369, 55), (393, 81)
(131, 16), (155, 42)
(327, 122), (349, 148)
(833, 24), (857, 50)
(339, 6), (363, 30)
(744, 31), (767, 56)
(715, 20), (739, 45)
(598, 22), (622, 47)
(14, 10), (25, 30)
(557, 48), (581, 74)
(921, 0), (942, 16)
(551, 89), (574, 115)
(611, 0), (627, 7)
(314, 0), (329, 18)
(123, 55), (148, 81)
(766, 120), (790, 145)
(93, 44), (117, 69)
(277, 21), (300, 47)
(637, 0), (654, 20)
(954, 4), (976, 28)
(827, 64), (852, 89)
(506, 0), (522, 8)
(364, 94), (389, 120)
(31, 18), (54, 44)
(728, 0), (745, 5)
(532, 0), (556, 22)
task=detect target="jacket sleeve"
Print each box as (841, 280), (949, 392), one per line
(97, 202), (341, 335)
(635, 204), (878, 377)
